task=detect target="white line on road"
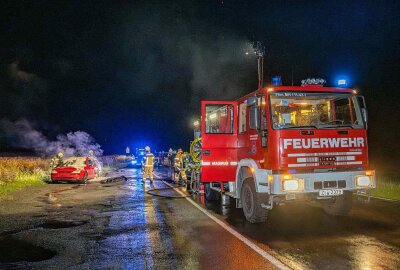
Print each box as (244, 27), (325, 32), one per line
(358, 194), (400, 202)
(162, 180), (291, 270)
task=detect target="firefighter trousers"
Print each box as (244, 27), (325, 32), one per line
(143, 166), (154, 181)
(173, 169), (187, 182)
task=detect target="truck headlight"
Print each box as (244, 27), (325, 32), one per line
(283, 178), (304, 192)
(355, 175), (371, 187)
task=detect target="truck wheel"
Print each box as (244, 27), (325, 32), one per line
(205, 183), (220, 201)
(322, 191), (353, 216)
(241, 178), (268, 223)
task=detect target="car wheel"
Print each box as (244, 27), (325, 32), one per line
(241, 177), (268, 223)
(322, 191), (353, 216)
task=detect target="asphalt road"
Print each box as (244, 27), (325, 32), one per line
(0, 167), (399, 270)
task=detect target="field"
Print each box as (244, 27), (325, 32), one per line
(371, 172), (400, 201)
(0, 157), (49, 199)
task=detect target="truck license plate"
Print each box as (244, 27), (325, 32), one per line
(319, 189), (343, 197)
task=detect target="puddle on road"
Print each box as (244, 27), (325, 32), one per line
(40, 220), (87, 229)
(0, 236), (56, 263)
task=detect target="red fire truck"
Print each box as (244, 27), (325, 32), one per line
(200, 79), (375, 223)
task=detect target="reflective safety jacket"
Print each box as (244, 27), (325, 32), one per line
(50, 157), (63, 169)
(174, 154), (184, 170)
(144, 152), (155, 167)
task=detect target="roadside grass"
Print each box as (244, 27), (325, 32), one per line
(372, 173), (400, 201)
(0, 158), (50, 199)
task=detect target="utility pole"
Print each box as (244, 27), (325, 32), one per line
(252, 41), (265, 89)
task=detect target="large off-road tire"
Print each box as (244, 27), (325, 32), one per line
(322, 191), (353, 216)
(241, 178), (268, 223)
(204, 183), (220, 201)
(82, 172), (89, 184)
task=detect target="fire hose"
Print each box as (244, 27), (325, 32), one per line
(146, 179), (190, 198)
(146, 168), (201, 198)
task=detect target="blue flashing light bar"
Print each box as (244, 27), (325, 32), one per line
(272, 76), (282, 86)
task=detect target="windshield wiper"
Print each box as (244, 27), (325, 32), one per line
(322, 124), (354, 129)
(280, 125), (318, 130)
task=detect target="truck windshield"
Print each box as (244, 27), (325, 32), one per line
(270, 92), (364, 129)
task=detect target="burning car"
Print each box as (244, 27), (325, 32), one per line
(51, 156), (101, 183)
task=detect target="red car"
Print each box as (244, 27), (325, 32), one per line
(51, 156), (101, 183)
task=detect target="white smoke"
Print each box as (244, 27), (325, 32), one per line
(1, 119), (103, 157)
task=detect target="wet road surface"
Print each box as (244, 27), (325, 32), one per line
(0, 167), (399, 269)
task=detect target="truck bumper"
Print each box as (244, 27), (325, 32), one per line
(269, 170), (376, 197)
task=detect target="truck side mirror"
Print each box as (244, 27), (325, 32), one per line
(246, 96), (257, 106)
(247, 97), (260, 130)
(357, 95), (368, 129)
(361, 108), (368, 128)
(261, 130), (268, 148)
(249, 105), (260, 130)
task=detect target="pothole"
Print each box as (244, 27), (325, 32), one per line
(40, 220), (87, 229)
(0, 236), (56, 263)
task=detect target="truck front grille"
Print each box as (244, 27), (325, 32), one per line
(314, 180), (346, 190)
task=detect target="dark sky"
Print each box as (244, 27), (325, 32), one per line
(0, 0), (399, 168)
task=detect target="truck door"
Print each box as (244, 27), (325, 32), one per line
(201, 101), (238, 182)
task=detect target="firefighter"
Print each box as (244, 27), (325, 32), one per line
(173, 148), (187, 183)
(142, 146), (155, 182)
(50, 152), (64, 169)
(167, 148), (174, 167)
(88, 150), (102, 177)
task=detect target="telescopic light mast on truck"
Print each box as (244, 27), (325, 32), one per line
(198, 43), (375, 223)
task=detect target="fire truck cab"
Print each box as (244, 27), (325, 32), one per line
(200, 81), (375, 223)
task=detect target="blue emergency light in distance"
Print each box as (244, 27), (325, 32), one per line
(272, 76), (282, 86)
(338, 79), (347, 87)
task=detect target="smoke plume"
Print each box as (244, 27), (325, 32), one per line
(1, 119), (103, 157)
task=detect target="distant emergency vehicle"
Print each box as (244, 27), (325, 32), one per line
(200, 79), (375, 223)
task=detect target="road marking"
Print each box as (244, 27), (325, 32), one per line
(371, 196), (399, 202)
(359, 194), (400, 202)
(162, 180), (290, 270)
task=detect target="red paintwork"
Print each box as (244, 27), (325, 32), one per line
(51, 157), (96, 182)
(201, 101), (238, 182)
(201, 85), (369, 182)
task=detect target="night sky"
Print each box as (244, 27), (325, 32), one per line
(0, 0), (399, 169)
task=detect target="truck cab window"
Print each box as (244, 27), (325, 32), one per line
(270, 92), (364, 129)
(205, 104), (234, 134)
(333, 97), (354, 124)
(239, 103), (247, 133)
